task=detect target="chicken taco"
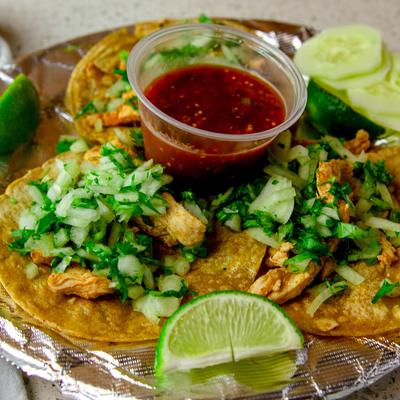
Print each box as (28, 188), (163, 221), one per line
(0, 140), (265, 342)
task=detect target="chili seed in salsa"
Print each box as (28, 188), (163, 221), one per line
(144, 64), (286, 135)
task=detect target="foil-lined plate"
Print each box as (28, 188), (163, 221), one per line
(1, 18), (400, 400)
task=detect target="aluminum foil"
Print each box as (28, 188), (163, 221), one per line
(0, 18), (400, 400)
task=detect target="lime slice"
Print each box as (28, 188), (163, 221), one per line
(0, 73), (40, 154)
(155, 291), (303, 374)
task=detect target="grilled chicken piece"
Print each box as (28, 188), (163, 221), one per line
(86, 104), (139, 127)
(31, 250), (52, 266)
(316, 159), (355, 222)
(316, 159), (355, 203)
(344, 130), (371, 155)
(248, 262), (321, 304)
(266, 242), (293, 268)
(139, 193), (206, 247)
(48, 267), (114, 299)
(378, 233), (398, 269)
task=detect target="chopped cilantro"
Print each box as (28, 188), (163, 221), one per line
(71, 197), (98, 209)
(130, 128), (143, 148)
(284, 252), (315, 273)
(335, 223), (368, 240)
(181, 190), (196, 203)
(113, 68), (128, 81)
(56, 138), (76, 154)
(295, 231), (329, 259)
(36, 212), (59, 234)
(372, 279), (400, 304)
(147, 281), (195, 298)
(180, 242), (208, 263)
(8, 229), (34, 255)
(354, 160), (393, 186)
(118, 50), (129, 63)
(75, 100), (97, 119)
(329, 181), (352, 205)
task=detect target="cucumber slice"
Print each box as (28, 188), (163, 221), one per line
(366, 111), (400, 131)
(389, 53), (400, 87)
(295, 25), (382, 80)
(347, 80), (400, 116)
(306, 80), (385, 138)
(318, 48), (391, 90)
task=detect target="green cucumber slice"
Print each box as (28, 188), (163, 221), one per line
(318, 48), (391, 90)
(306, 80), (385, 138)
(295, 25), (382, 80)
(389, 52), (400, 88)
(347, 80), (400, 116)
(367, 112), (400, 131)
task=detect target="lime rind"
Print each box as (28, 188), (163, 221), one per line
(0, 73), (40, 154)
(155, 290), (304, 375)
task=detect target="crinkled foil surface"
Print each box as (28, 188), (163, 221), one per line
(1, 19), (400, 400)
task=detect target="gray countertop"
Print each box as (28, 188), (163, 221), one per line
(1, 0), (400, 398)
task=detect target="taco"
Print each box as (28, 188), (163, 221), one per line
(0, 141), (266, 342)
(205, 129), (400, 337)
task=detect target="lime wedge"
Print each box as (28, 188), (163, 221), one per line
(155, 291), (303, 374)
(0, 73), (40, 154)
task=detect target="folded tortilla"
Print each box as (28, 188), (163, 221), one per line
(284, 145), (400, 336)
(0, 152), (162, 342)
(0, 151), (267, 341)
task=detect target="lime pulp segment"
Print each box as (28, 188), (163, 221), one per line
(155, 291), (303, 373)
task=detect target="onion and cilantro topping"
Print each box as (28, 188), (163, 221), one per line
(209, 130), (398, 312)
(8, 142), (207, 322)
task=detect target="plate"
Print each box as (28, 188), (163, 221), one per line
(0, 18), (400, 400)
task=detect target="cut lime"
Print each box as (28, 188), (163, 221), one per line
(0, 73), (40, 154)
(155, 291), (303, 374)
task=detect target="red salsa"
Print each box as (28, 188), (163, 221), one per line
(140, 64), (286, 180)
(144, 64), (285, 134)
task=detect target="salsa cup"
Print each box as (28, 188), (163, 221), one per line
(127, 23), (306, 180)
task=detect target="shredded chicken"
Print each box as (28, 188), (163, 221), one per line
(248, 262), (321, 304)
(321, 257), (337, 280)
(122, 90), (136, 100)
(338, 201), (350, 223)
(31, 250), (52, 266)
(345, 130), (371, 155)
(86, 104), (140, 128)
(378, 233), (398, 269)
(47, 267), (114, 299)
(266, 242), (293, 268)
(316, 159), (355, 204)
(314, 318), (339, 332)
(316, 159), (355, 221)
(138, 193), (206, 247)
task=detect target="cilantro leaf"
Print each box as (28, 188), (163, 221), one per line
(284, 252), (315, 273)
(371, 279), (400, 304)
(130, 128), (143, 148)
(147, 281), (194, 298)
(36, 212), (59, 234)
(180, 242), (208, 263)
(295, 231), (330, 259)
(75, 100), (97, 119)
(335, 223), (368, 240)
(56, 138), (76, 154)
(355, 160), (393, 186)
(8, 229), (34, 255)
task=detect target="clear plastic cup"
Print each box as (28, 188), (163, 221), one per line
(127, 23), (306, 180)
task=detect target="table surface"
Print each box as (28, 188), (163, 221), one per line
(1, 0), (400, 398)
